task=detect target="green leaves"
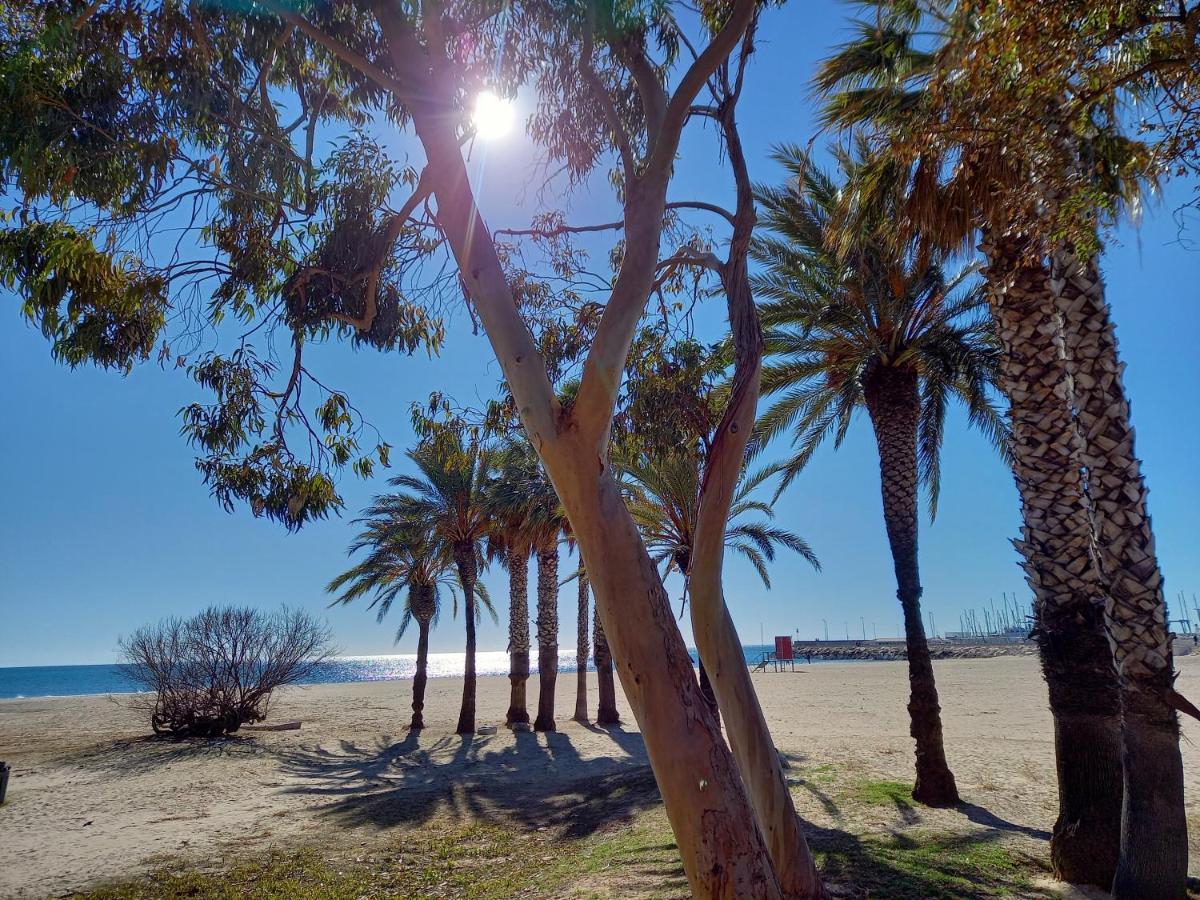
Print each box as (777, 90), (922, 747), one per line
(0, 221), (167, 371)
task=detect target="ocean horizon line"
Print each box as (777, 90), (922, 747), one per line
(0, 645), (832, 700)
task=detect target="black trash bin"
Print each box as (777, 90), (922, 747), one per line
(0, 761), (9, 805)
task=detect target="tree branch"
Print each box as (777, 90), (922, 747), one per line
(259, 0), (413, 99)
(581, 11), (637, 180)
(648, 0), (757, 175)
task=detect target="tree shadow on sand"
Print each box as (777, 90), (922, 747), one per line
(63, 734), (271, 774)
(274, 724), (657, 840)
(809, 824), (1058, 899)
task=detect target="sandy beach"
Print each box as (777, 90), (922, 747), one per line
(2, 656), (1199, 898)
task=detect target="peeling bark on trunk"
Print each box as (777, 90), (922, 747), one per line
(534, 545), (559, 732)
(506, 548), (531, 726)
(863, 365), (959, 807)
(574, 570), (590, 723)
(982, 235), (1122, 887)
(454, 544), (478, 735)
(1051, 246), (1186, 899)
(593, 602), (620, 725)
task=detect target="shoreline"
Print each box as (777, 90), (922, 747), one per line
(0, 652), (1023, 702)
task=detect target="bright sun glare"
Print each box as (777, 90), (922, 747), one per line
(473, 91), (515, 141)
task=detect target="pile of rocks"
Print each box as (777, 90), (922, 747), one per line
(792, 642), (1036, 662)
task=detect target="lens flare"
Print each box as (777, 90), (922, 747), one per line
(473, 90), (515, 141)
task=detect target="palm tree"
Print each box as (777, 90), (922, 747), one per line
(573, 566), (590, 723)
(489, 439), (566, 731)
(372, 435), (495, 734)
(328, 522), (459, 729)
(752, 145), (1006, 806)
(592, 596), (619, 725)
(622, 448), (820, 717)
(814, 9), (1177, 887)
(486, 439), (543, 727)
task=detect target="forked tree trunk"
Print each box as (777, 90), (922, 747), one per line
(863, 365), (959, 807)
(534, 544), (559, 732)
(506, 547), (532, 726)
(393, 3), (792, 881)
(455, 544), (478, 735)
(593, 601), (620, 725)
(1051, 245), (1187, 899)
(411, 586), (435, 730)
(574, 569), (590, 723)
(982, 235), (1121, 886)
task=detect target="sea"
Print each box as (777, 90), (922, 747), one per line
(0, 645), (803, 699)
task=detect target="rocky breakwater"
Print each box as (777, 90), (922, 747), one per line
(792, 641), (1036, 662)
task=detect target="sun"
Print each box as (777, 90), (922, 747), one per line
(473, 90), (515, 141)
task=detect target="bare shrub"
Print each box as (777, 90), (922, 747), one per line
(119, 605), (333, 737)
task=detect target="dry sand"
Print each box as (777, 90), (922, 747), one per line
(2, 656), (1199, 897)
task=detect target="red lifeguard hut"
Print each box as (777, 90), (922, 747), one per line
(752, 637), (799, 672)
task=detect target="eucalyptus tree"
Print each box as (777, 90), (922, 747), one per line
(366, 434), (495, 734)
(0, 1), (822, 892)
(753, 145), (1007, 806)
(814, 4), (1190, 890)
(328, 520), (461, 729)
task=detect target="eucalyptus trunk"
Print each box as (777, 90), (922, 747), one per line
(593, 599), (620, 725)
(410, 584), (436, 730)
(863, 365), (959, 807)
(1052, 244), (1186, 899)
(574, 569), (590, 723)
(506, 547), (531, 726)
(454, 543), (478, 735)
(983, 235), (1122, 886)
(396, 7), (795, 880)
(534, 544), (559, 732)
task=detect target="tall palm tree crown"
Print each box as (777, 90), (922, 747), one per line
(327, 518), (464, 730)
(486, 437), (567, 731)
(366, 433), (496, 734)
(753, 144), (1006, 514)
(327, 520), (456, 641)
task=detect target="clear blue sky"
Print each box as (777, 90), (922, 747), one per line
(1, 4), (1197, 667)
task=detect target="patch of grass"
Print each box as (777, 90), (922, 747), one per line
(77, 820), (686, 900)
(856, 779), (915, 808)
(807, 763), (838, 785)
(82, 849), (373, 899)
(818, 831), (1050, 899)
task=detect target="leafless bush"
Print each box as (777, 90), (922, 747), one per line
(119, 605), (333, 737)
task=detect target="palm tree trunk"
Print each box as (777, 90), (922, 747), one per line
(574, 569), (590, 723)
(1051, 244), (1186, 899)
(454, 544), (478, 735)
(983, 234), (1122, 886)
(593, 599), (620, 725)
(506, 548), (531, 726)
(534, 544), (559, 731)
(412, 600), (433, 730)
(863, 365), (959, 807)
